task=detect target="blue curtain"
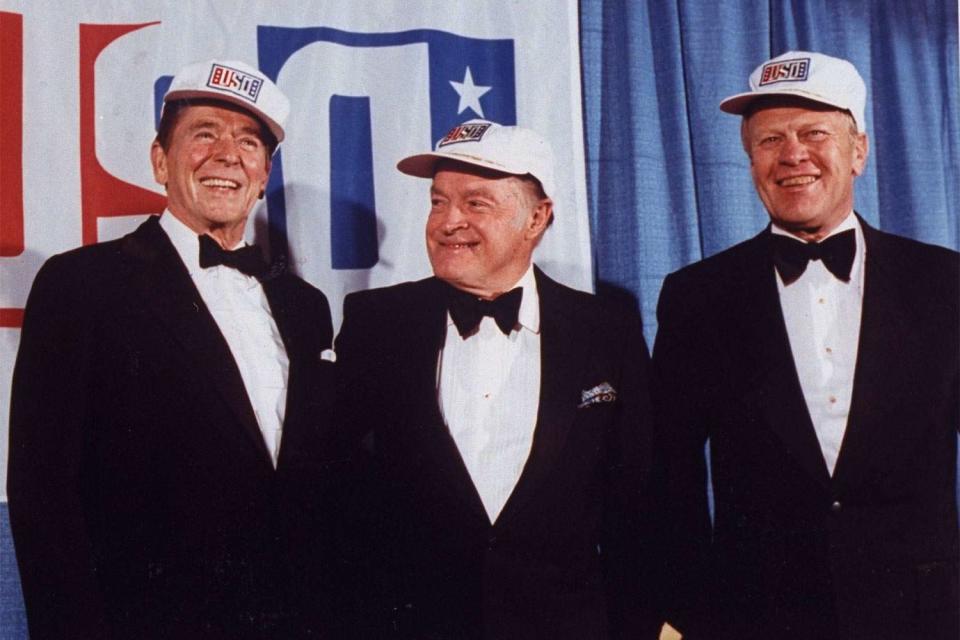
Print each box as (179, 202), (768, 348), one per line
(581, 0), (959, 345)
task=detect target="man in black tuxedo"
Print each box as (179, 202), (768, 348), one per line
(653, 51), (959, 640)
(336, 120), (661, 639)
(7, 59), (348, 639)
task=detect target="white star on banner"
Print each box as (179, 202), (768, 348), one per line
(449, 67), (492, 117)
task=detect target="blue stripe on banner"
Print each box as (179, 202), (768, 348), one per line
(0, 503), (28, 639)
(330, 95), (379, 269)
(153, 76), (173, 130)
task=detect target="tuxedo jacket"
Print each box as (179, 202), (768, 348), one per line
(335, 267), (661, 640)
(7, 216), (350, 640)
(652, 217), (959, 640)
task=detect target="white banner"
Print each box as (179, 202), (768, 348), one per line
(0, 1), (591, 497)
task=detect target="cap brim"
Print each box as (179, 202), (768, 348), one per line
(396, 153), (445, 178)
(396, 151), (524, 179)
(719, 91), (763, 114)
(164, 89), (285, 143)
(719, 89), (850, 117)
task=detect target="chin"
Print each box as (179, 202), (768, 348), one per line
(431, 256), (472, 277)
(771, 212), (818, 229)
(204, 210), (248, 225)
(435, 267), (478, 289)
(433, 267), (465, 284)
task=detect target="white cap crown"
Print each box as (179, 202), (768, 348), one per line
(720, 51), (866, 132)
(162, 59), (290, 143)
(397, 119), (556, 198)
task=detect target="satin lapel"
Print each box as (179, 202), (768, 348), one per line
(261, 275), (296, 354)
(495, 269), (587, 526)
(409, 279), (490, 524)
(737, 233), (832, 488)
(122, 218), (273, 468)
(262, 273), (312, 470)
(832, 222), (904, 486)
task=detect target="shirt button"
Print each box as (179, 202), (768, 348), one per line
(829, 396), (837, 404)
(818, 297), (826, 304)
(831, 501), (842, 513)
(488, 535), (498, 550)
(825, 347), (833, 354)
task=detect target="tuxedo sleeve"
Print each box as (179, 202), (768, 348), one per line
(650, 271), (718, 639)
(335, 291), (384, 444)
(332, 291), (398, 637)
(7, 253), (112, 639)
(601, 310), (663, 640)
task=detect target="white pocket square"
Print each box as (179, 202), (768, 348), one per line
(578, 382), (617, 408)
(320, 348), (337, 363)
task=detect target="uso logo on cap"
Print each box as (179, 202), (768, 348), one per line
(438, 122), (492, 147)
(759, 57), (810, 85)
(206, 63), (263, 103)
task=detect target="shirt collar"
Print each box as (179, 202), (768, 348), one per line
(515, 264), (541, 334)
(159, 210), (202, 274)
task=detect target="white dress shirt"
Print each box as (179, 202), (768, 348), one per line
(159, 212), (289, 467)
(773, 212), (865, 475)
(438, 265), (541, 523)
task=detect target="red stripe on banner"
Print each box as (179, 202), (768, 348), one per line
(0, 12), (24, 257)
(0, 308), (24, 328)
(79, 22), (166, 246)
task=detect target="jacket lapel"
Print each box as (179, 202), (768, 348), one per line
(262, 273), (310, 470)
(495, 268), (588, 526)
(122, 217), (274, 469)
(409, 279), (491, 524)
(736, 232), (832, 488)
(831, 221), (906, 486)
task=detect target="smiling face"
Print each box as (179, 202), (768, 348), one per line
(151, 103), (271, 247)
(743, 104), (868, 240)
(425, 163), (552, 299)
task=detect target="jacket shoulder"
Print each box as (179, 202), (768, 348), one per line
(868, 227), (959, 270)
(272, 270), (331, 312)
(43, 234), (127, 270)
(866, 227), (959, 316)
(343, 277), (440, 315)
(34, 215), (165, 280)
(536, 267), (646, 339)
(27, 233), (135, 306)
(674, 232), (764, 277)
(660, 232), (767, 302)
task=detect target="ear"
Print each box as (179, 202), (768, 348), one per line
(851, 132), (869, 177)
(260, 156), (272, 193)
(150, 141), (168, 187)
(524, 198), (553, 241)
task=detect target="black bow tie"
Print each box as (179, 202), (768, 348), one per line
(770, 229), (856, 285)
(198, 234), (266, 277)
(447, 286), (523, 338)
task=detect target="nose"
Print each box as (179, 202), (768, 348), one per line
(778, 134), (808, 165)
(212, 136), (241, 164)
(439, 203), (468, 233)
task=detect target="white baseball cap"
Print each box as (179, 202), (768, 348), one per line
(397, 119), (556, 198)
(162, 59), (290, 143)
(720, 51), (866, 132)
